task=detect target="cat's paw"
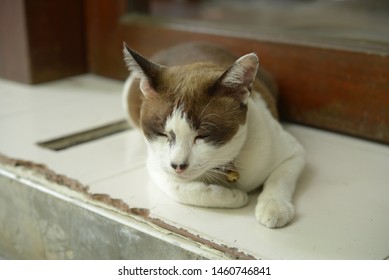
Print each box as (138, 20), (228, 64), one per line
(228, 188), (249, 208)
(210, 186), (249, 208)
(255, 198), (294, 228)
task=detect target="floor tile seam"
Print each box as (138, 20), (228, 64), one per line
(0, 96), (114, 121)
(87, 163), (147, 186)
(287, 126), (389, 156)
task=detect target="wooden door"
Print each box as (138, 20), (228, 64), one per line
(85, 0), (389, 144)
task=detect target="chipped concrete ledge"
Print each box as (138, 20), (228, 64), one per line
(0, 153), (255, 259)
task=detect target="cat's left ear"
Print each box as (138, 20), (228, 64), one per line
(216, 53), (259, 104)
(123, 42), (164, 97)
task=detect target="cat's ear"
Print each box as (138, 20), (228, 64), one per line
(123, 42), (163, 97)
(216, 53), (259, 104)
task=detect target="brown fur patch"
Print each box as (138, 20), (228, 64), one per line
(140, 93), (174, 141)
(150, 42), (278, 119)
(125, 43), (279, 142)
(141, 63), (247, 145)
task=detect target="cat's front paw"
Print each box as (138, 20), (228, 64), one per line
(255, 198), (294, 228)
(227, 188), (249, 208)
(208, 186), (249, 208)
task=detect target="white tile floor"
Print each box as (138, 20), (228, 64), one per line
(0, 74), (388, 259)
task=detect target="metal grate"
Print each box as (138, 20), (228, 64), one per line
(37, 120), (130, 151)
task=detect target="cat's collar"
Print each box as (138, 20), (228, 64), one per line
(214, 161), (240, 183)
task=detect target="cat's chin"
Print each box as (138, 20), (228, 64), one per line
(170, 171), (201, 182)
(170, 167), (227, 184)
(167, 168), (207, 182)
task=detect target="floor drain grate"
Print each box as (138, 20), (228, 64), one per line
(37, 120), (130, 151)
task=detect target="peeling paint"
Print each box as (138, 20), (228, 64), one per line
(0, 153), (256, 259)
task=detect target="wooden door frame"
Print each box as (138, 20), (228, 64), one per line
(0, 0), (86, 84)
(61, 0), (389, 144)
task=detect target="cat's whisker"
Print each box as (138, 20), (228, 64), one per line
(201, 113), (222, 122)
(199, 99), (215, 120)
(229, 105), (242, 112)
(203, 170), (226, 185)
(199, 161), (232, 171)
(200, 121), (218, 130)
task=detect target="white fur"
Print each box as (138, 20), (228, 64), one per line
(145, 106), (249, 208)
(236, 93), (305, 228)
(135, 95), (303, 227)
(123, 75), (305, 229)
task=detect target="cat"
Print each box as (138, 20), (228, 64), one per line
(122, 42), (305, 228)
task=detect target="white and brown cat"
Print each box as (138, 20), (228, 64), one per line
(122, 42), (305, 228)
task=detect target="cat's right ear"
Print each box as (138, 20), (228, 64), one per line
(123, 42), (163, 97)
(215, 53), (259, 105)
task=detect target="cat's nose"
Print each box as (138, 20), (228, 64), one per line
(171, 162), (189, 173)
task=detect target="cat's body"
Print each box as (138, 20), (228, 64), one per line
(123, 42), (305, 228)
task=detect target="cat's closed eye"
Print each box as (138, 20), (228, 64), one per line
(194, 134), (210, 143)
(156, 132), (168, 138)
(157, 131), (177, 144)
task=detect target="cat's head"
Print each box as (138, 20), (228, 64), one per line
(123, 43), (258, 181)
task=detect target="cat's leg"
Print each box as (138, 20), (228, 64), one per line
(255, 152), (305, 228)
(162, 180), (249, 208)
